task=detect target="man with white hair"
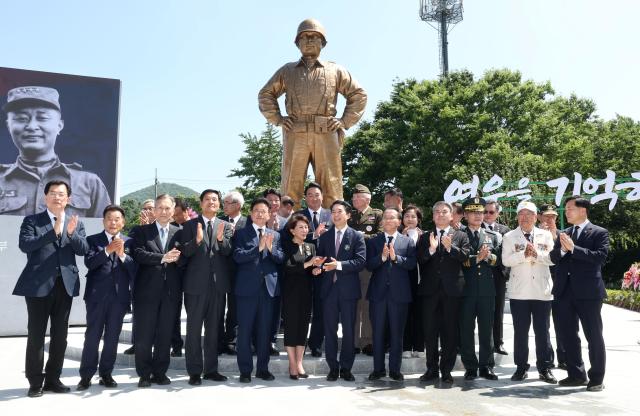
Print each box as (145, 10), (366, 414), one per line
(501, 201), (556, 384)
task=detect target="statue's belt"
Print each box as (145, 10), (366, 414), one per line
(291, 115), (333, 133)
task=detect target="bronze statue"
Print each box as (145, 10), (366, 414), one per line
(259, 18), (367, 208)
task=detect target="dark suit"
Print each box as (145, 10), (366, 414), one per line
(131, 222), (182, 379)
(482, 222), (510, 349)
(296, 207), (332, 351)
(316, 226), (366, 372)
(550, 222), (609, 384)
(366, 233), (416, 373)
(79, 232), (136, 379)
(180, 216), (233, 376)
(233, 224), (284, 375)
(417, 227), (470, 374)
(13, 210), (89, 387)
(218, 215), (247, 349)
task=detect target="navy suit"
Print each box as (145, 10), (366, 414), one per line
(296, 207), (332, 351)
(79, 232), (136, 379)
(131, 222), (182, 379)
(233, 225), (284, 375)
(550, 222), (609, 384)
(316, 226), (366, 372)
(13, 210), (88, 387)
(366, 233), (416, 373)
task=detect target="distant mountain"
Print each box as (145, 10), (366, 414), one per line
(121, 182), (199, 202)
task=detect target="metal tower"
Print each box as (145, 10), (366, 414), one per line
(419, 0), (464, 77)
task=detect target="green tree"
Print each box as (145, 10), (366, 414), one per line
(342, 69), (640, 282)
(228, 123), (282, 204)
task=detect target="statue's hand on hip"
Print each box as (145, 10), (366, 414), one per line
(279, 116), (295, 131)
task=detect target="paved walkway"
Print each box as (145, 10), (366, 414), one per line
(1, 304), (638, 415)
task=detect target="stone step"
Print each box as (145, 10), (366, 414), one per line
(60, 326), (515, 375)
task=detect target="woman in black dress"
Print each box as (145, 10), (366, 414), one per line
(401, 204), (425, 358)
(282, 214), (323, 379)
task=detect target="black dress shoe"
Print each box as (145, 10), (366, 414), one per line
(289, 373), (299, 380)
(298, 372), (309, 379)
(99, 374), (118, 388)
(538, 369), (557, 384)
(27, 386), (43, 398)
(511, 366), (528, 381)
(389, 372), (404, 381)
(239, 373), (251, 383)
(558, 362), (568, 370)
(310, 348), (322, 358)
(479, 367), (498, 381)
(441, 372), (454, 383)
(362, 344), (374, 356)
(76, 377), (92, 391)
(138, 377), (151, 388)
(340, 369), (355, 381)
(419, 369), (439, 382)
(559, 376), (587, 386)
(368, 370), (385, 381)
(256, 370), (275, 381)
(43, 379), (71, 393)
(464, 369), (477, 380)
(151, 374), (171, 385)
(203, 372), (228, 382)
(170, 348), (182, 357)
(326, 369), (339, 381)
(493, 345), (508, 355)
(222, 345), (237, 356)
(269, 343), (280, 356)
(188, 375), (202, 386)
(354, 347), (361, 355)
(586, 381), (604, 392)
(123, 345), (135, 355)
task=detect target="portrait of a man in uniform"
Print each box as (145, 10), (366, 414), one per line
(0, 71), (118, 217)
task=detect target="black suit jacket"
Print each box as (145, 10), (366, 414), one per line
(416, 227), (470, 297)
(132, 222), (182, 303)
(549, 222), (609, 300)
(180, 216), (234, 295)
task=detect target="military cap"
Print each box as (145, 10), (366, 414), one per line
(3, 86), (61, 112)
(517, 200), (537, 214)
(352, 184), (371, 195)
(295, 18), (327, 46)
(462, 196), (486, 212)
(539, 204), (558, 216)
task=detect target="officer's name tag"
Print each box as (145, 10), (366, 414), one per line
(514, 243), (525, 252)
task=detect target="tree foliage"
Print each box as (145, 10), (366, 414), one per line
(341, 69), (640, 281)
(228, 123), (282, 203)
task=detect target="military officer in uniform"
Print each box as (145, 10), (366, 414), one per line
(258, 18), (367, 208)
(459, 197), (500, 381)
(348, 184), (383, 355)
(1, 86), (111, 217)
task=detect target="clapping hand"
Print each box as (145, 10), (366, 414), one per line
(381, 244), (390, 262)
(524, 242), (538, 258)
(389, 243), (397, 261)
(216, 222), (225, 241)
(429, 232), (439, 251)
(314, 222), (327, 239)
(66, 215), (79, 236)
(162, 248), (181, 264)
(441, 235), (452, 252)
(196, 223), (204, 244)
(264, 233), (275, 252)
(477, 244), (490, 262)
(323, 257), (339, 271)
(559, 233), (574, 252)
